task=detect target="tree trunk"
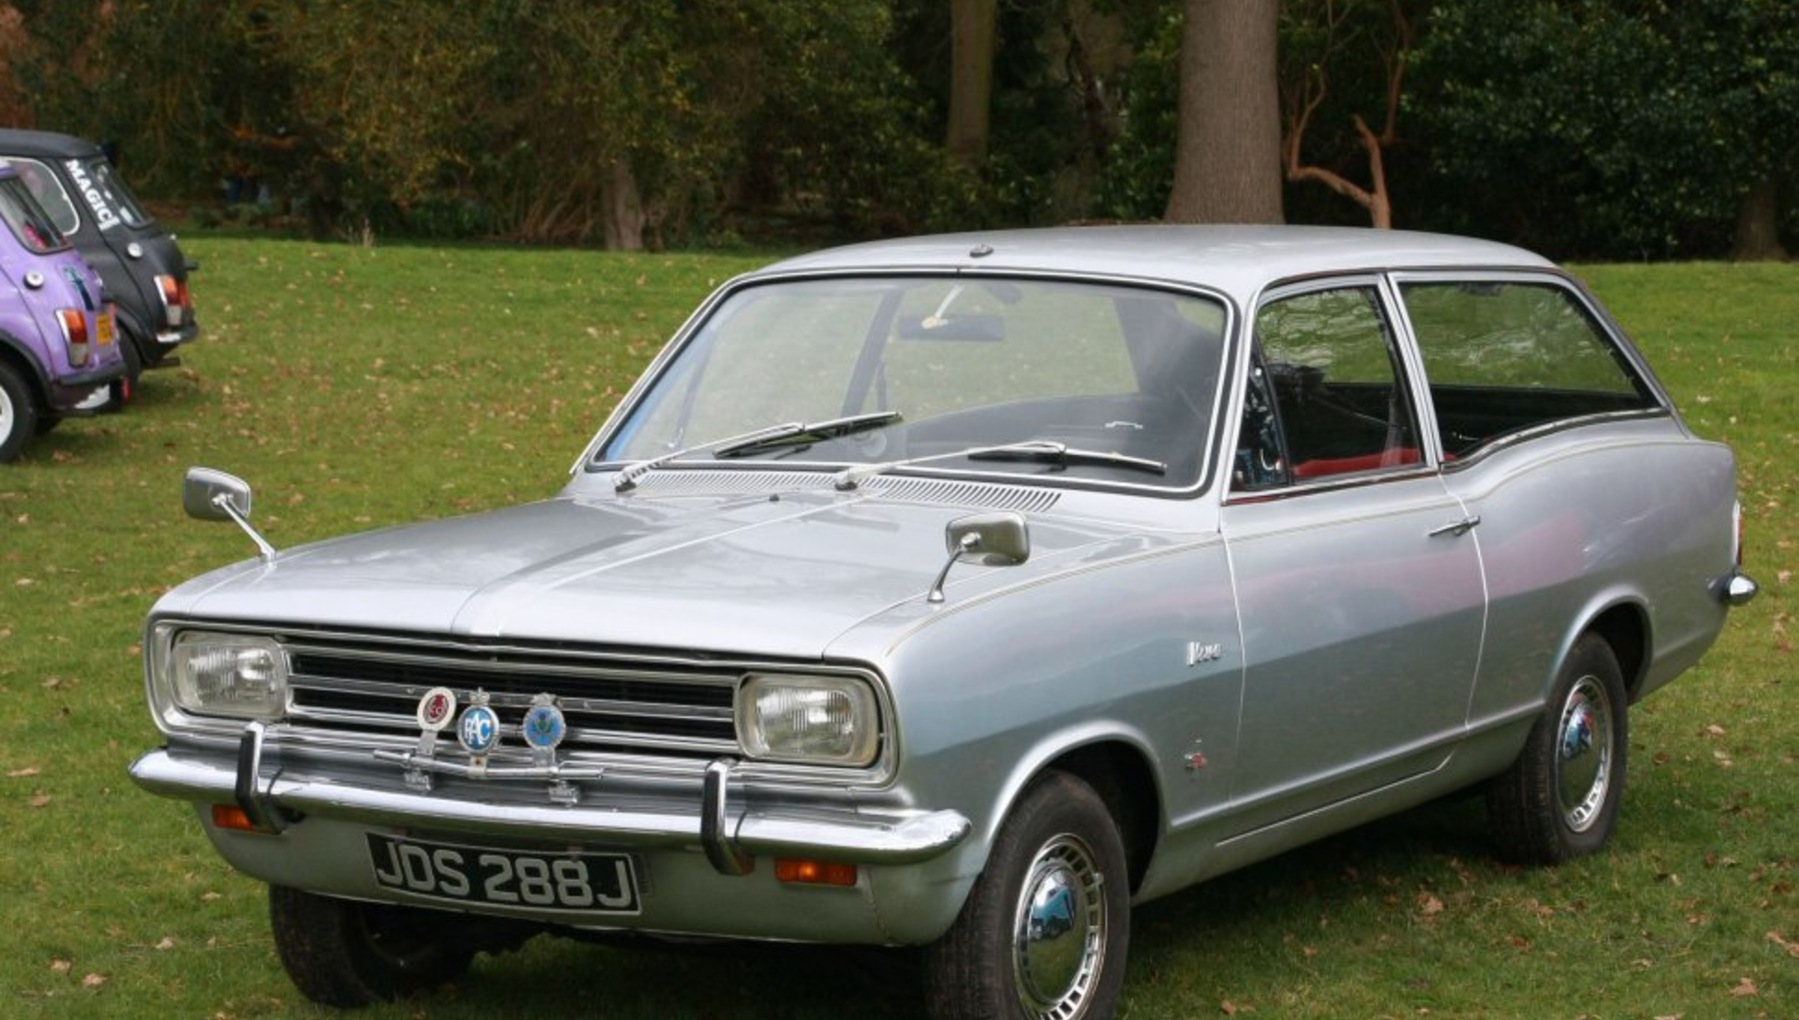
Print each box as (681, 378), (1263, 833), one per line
(947, 0), (998, 166)
(1732, 176), (1788, 261)
(601, 158), (644, 251)
(1165, 0), (1283, 224)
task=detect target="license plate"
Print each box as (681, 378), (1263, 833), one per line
(367, 834), (640, 914)
(96, 312), (116, 346)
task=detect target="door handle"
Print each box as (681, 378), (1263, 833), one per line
(1428, 515), (1481, 538)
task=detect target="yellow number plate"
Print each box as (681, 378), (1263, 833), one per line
(96, 312), (117, 346)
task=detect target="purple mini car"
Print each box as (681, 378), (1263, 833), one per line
(0, 160), (124, 462)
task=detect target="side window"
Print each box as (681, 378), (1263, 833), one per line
(11, 159), (80, 235)
(1234, 286), (1421, 491)
(1400, 281), (1660, 457)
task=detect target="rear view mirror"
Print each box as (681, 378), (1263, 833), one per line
(183, 467), (277, 560)
(184, 466), (253, 522)
(928, 511), (1030, 603)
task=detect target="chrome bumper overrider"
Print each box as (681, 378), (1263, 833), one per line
(130, 729), (970, 877)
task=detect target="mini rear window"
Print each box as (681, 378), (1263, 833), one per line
(0, 174), (71, 254)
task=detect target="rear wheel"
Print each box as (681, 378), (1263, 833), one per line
(268, 885), (475, 1007)
(924, 770), (1130, 1020)
(1487, 633), (1628, 864)
(100, 331), (144, 413)
(0, 362), (40, 462)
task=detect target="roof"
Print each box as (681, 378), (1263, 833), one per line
(756, 225), (1557, 300)
(0, 129), (104, 161)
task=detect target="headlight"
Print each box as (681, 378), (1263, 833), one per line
(164, 631), (289, 719)
(736, 674), (879, 766)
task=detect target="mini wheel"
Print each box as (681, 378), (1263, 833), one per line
(1487, 633), (1628, 864)
(0, 361), (41, 463)
(924, 770), (1130, 1020)
(268, 885), (474, 1006)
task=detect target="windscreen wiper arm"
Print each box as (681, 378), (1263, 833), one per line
(713, 411), (901, 458)
(832, 439), (1164, 492)
(613, 412), (901, 492)
(967, 440), (1166, 475)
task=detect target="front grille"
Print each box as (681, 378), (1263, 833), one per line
(282, 636), (743, 759)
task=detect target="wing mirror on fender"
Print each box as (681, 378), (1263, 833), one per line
(927, 511), (1030, 604)
(184, 466), (277, 561)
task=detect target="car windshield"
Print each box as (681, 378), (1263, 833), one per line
(597, 276), (1230, 490)
(0, 174), (71, 253)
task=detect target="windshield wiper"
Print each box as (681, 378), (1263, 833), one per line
(832, 439), (1164, 492)
(967, 440), (1167, 476)
(613, 412), (901, 493)
(714, 411), (901, 459)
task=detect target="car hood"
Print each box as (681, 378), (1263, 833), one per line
(156, 488), (1166, 659)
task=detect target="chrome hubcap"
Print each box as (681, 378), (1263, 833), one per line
(1556, 675), (1613, 833)
(1012, 833), (1106, 1020)
(0, 385), (14, 442)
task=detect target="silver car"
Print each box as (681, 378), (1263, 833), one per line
(132, 227), (1757, 1020)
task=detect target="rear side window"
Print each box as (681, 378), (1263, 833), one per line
(10, 159), (80, 235)
(0, 175), (70, 253)
(1400, 281), (1659, 458)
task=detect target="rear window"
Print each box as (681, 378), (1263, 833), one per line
(1400, 281), (1660, 457)
(73, 157), (153, 229)
(9, 158), (79, 235)
(0, 174), (71, 253)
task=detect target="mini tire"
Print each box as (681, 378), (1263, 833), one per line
(1487, 633), (1628, 864)
(100, 334), (143, 413)
(924, 770), (1130, 1020)
(0, 361), (41, 463)
(268, 885), (474, 1007)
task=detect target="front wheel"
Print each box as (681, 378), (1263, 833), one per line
(1487, 633), (1628, 864)
(268, 885), (475, 1007)
(924, 770), (1130, 1020)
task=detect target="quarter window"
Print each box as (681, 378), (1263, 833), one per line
(1400, 281), (1659, 457)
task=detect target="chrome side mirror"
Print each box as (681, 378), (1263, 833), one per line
(184, 467), (253, 522)
(183, 467), (277, 560)
(928, 511), (1030, 603)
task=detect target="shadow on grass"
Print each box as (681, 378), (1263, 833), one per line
(398, 794), (1497, 1020)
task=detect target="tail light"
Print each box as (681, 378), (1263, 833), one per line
(155, 274), (191, 327)
(57, 309), (90, 367)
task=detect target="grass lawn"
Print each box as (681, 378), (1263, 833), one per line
(0, 237), (1790, 1018)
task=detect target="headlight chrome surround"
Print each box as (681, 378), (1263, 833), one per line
(736, 673), (880, 767)
(159, 629), (290, 720)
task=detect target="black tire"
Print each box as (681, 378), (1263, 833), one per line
(0, 361), (40, 463)
(1487, 633), (1628, 864)
(924, 770), (1131, 1020)
(100, 332), (143, 413)
(268, 885), (475, 1007)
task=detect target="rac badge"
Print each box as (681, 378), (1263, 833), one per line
(457, 690), (501, 758)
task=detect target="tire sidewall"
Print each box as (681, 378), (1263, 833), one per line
(1490, 634), (1628, 864)
(926, 770), (1131, 1020)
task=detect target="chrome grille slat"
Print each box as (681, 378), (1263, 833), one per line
(280, 639), (743, 760)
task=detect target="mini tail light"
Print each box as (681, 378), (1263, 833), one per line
(155, 274), (191, 326)
(57, 308), (90, 367)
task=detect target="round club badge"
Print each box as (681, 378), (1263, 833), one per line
(521, 696), (568, 751)
(457, 701), (501, 756)
(416, 687), (457, 732)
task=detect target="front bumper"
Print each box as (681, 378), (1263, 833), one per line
(131, 744), (970, 868)
(130, 726), (975, 942)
